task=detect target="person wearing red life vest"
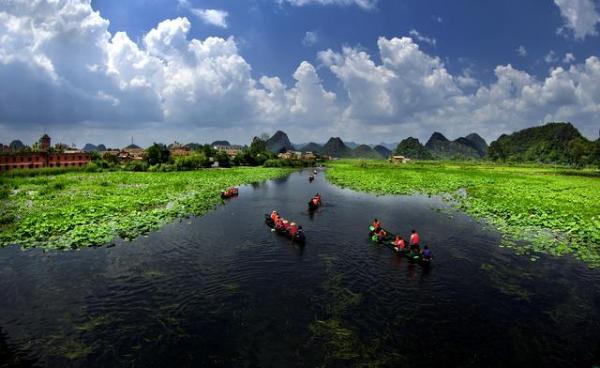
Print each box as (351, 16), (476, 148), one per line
(393, 235), (406, 251)
(409, 230), (420, 251)
(289, 222), (298, 237)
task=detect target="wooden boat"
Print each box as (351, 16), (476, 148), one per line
(265, 214), (306, 244)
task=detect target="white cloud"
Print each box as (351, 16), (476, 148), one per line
(318, 36), (600, 140)
(190, 8), (228, 28)
(433, 15), (443, 23)
(563, 52), (576, 63)
(1, 0), (599, 145)
(554, 0), (600, 39)
(277, 0), (377, 9)
(516, 45), (527, 57)
(302, 31), (318, 47)
(545, 50), (559, 63)
(408, 29), (437, 46)
(177, 0), (228, 28)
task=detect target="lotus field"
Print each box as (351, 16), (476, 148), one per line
(326, 160), (600, 267)
(0, 168), (291, 249)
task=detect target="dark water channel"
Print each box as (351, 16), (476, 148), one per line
(0, 170), (599, 367)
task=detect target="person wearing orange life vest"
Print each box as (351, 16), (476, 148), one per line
(393, 235), (406, 251)
(409, 230), (420, 251)
(271, 210), (278, 222)
(275, 217), (284, 231)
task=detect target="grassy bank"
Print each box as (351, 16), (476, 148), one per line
(0, 168), (292, 249)
(326, 160), (600, 267)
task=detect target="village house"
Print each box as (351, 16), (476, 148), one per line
(214, 144), (243, 158)
(122, 144), (145, 160)
(390, 155), (410, 164)
(0, 135), (91, 172)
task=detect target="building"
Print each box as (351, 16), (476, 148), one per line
(0, 135), (91, 172)
(40, 134), (51, 150)
(214, 144), (243, 158)
(302, 151), (317, 160)
(390, 155), (410, 164)
(122, 144), (145, 160)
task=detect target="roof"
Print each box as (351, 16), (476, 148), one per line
(41, 134), (50, 139)
(124, 144), (142, 150)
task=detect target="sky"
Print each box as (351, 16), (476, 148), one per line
(1, 0), (600, 148)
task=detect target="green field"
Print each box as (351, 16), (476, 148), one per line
(326, 160), (600, 267)
(0, 168), (291, 249)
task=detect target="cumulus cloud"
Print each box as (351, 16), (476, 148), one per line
(516, 45), (527, 57)
(277, 0), (377, 9)
(0, 0), (335, 142)
(1, 0), (599, 145)
(554, 0), (600, 39)
(318, 36), (600, 140)
(302, 31), (319, 46)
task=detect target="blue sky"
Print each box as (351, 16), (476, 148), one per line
(1, 0), (600, 147)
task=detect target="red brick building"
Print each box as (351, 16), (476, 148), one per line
(0, 135), (91, 172)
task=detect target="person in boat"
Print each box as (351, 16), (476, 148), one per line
(372, 219), (381, 232)
(271, 210), (279, 222)
(289, 222), (298, 237)
(275, 217), (284, 231)
(422, 245), (432, 260)
(409, 229), (420, 251)
(376, 228), (388, 241)
(315, 193), (321, 204)
(282, 219), (290, 231)
(311, 197), (319, 207)
(393, 235), (406, 251)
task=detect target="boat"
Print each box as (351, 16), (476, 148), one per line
(221, 187), (239, 199)
(309, 175), (315, 182)
(368, 225), (432, 265)
(265, 214), (306, 244)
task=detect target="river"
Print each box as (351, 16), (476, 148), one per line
(0, 169), (598, 367)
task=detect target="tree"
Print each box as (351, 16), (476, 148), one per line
(215, 150), (231, 168)
(250, 136), (267, 154)
(144, 143), (170, 166)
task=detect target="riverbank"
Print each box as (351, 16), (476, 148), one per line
(0, 167), (292, 249)
(326, 160), (600, 267)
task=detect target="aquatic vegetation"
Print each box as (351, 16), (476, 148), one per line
(327, 160), (600, 267)
(0, 168), (291, 249)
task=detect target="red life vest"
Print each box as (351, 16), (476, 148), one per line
(410, 233), (420, 245)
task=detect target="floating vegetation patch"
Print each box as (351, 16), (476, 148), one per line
(306, 256), (406, 367)
(327, 160), (600, 267)
(0, 168), (291, 250)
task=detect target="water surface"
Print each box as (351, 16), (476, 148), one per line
(0, 170), (598, 367)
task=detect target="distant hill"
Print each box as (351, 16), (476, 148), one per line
(395, 137), (433, 159)
(344, 141), (359, 149)
(266, 131), (294, 153)
(373, 145), (392, 158)
(488, 122), (594, 164)
(301, 142), (322, 153)
(211, 140), (230, 147)
(83, 143), (107, 152)
(353, 144), (384, 159)
(464, 133), (488, 156)
(321, 137), (352, 157)
(376, 142), (398, 151)
(425, 132), (481, 159)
